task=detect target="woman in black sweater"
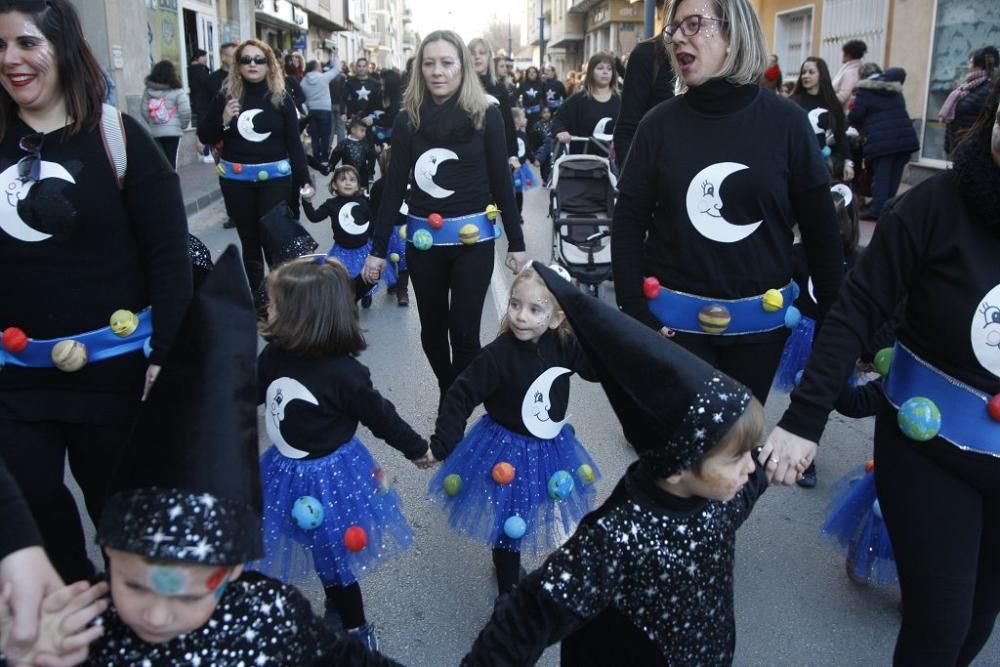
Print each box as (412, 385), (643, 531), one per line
(552, 52), (622, 155)
(363, 31), (525, 400)
(790, 56), (853, 182)
(764, 79), (1000, 666)
(198, 39), (313, 292)
(611, 0), (844, 406)
(468, 37), (519, 168)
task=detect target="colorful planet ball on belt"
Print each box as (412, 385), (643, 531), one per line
(232, 163), (244, 174)
(143, 336), (153, 359)
(697, 304), (731, 334)
(109, 309), (139, 337)
(257, 170), (269, 181)
(988, 394), (1000, 423)
(503, 515), (527, 539)
(761, 289), (784, 312)
(291, 496), (324, 530)
(897, 396), (941, 441)
(492, 462), (516, 485)
(427, 213), (444, 229)
(443, 473), (463, 496)
(277, 160), (291, 174)
(1, 327), (28, 353)
(412, 228), (433, 251)
(51, 340), (87, 372)
(547, 470), (575, 501)
(485, 204), (500, 220)
(216, 164), (225, 177)
(784, 305), (802, 329)
(576, 464), (596, 484)
(458, 223), (481, 245)
(874, 348), (894, 376)
(344, 526), (368, 552)
(642, 276), (661, 300)
(398, 225), (407, 240)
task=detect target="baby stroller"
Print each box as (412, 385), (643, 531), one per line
(549, 137), (617, 296)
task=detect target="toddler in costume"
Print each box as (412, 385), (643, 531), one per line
(253, 256), (434, 652)
(511, 107), (537, 216)
(328, 117), (378, 187)
(464, 262), (769, 666)
(369, 147), (411, 306)
(428, 266), (601, 597)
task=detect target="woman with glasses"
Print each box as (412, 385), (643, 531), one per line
(552, 52), (621, 156)
(612, 0), (844, 409)
(0, 0), (191, 583)
(198, 39), (313, 293)
(362, 30), (525, 402)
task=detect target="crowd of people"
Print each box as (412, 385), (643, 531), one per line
(0, 0), (998, 665)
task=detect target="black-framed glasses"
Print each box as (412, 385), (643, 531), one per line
(239, 55), (267, 66)
(17, 132), (43, 184)
(663, 15), (728, 43)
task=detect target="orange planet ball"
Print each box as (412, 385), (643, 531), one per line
(988, 394), (1000, 422)
(492, 462), (516, 485)
(232, 163), (244, 174)
(344, 526), (368, 552)
(1, 327), (28, 353)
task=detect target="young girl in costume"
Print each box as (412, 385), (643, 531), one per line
(253, 257), (434, 651)
(511, 107), (537, 216)
(427, 266), (601, 597)
(369, 147), (410, 306)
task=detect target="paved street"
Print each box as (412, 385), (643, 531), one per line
(74, 165), (998, 666)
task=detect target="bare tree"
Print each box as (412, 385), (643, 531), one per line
(480, 16), (522, 57)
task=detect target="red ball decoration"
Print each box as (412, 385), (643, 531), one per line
(1, 327), (28, 353)
(343, 526), (368, 552)
(988, 393), (1000, 423)
(642, 277), (661, 300)
(232, 163), (244, 174)
(491, 461), (516, 485)
(427, 213), (444, 229)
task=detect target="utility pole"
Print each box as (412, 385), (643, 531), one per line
(644, 0), (656, 38)
(508, 14), (513, 57)
(538, 0), (545, 68)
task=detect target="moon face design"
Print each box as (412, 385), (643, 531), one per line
(807, 107), (827, 135)
(592, 117), (614, 142)
(521, 366), (572, 439)
(236, 109), (271, 142)
(0, 161), (75, 242)
(266, 377), (319, 459)
(684, 162), (763, 243)
(831, 183), (853, 207)
(970, 283), (1000, 379)
(414, 148), (458, 199)
(517, 137), (526, 159)
(338, 202), (370, 236)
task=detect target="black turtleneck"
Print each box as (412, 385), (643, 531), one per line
(480, 74), (518, 158)
(611, 80), (845, 340)
(780, 128), (1000, 442)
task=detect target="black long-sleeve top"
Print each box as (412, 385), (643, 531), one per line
(611, 81), (844, 341)
(551, 91), (621, 153)
(370, 103), (525, 257)
(480, 74), (518, 159)
(779, 169), (1000, 442)
(463, 460), (768, 666)
(198, 80), (310, 188)
(371, 102), (400, 143)
(329, 136), (377, 186)
(345, 75), (380, 118)
(543, 79), (567, 109)
(516, 80), (545, 113)
(430, 331), (595, 460)
(515, 129), (534, 165)
(613, 39), (675, 169)
(791, 92), (849, 164)
(258, 345), (428, 460)
(0, 114), (192, 421)
(0, 455), (40, 560)
(303, 194), (373, 249)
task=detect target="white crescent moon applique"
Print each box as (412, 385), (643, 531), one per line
(485, 94), (500, 106)
(521, 366), (572, 439)
(517, 137), (526, 159)
(593, 117), (614, 142)
(970, 283), (1000, 379)
(236, 109), (271, 142)
(807, 107), (827, 135)
(338, 202), (370, 236)
(266, 377), (320, 459)
(0, 161), (76, 242)
(414, 148), (458, 199)
(684, 162), (763, 243)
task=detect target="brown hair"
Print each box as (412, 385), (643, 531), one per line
(498, 266), (575, 346)
(330, 164), (360, 194)
(583, 52), (620, 97)
(259, 257), (367, 358)
(692, 397), (764, 474)
(224, 39), (286, 108)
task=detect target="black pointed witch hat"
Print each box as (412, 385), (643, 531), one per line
(97, 246), (262, 565)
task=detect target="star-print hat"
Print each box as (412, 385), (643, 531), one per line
(98, 245), (263, 565)
(533, 262), (752, 476)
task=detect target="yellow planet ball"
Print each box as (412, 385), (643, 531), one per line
(458, 223), (480, 245)
(398, 225), (407, 240)
(109, 309), (139, 337)
(389, 252), (400, 263)
(761, 289), (784, 312)
(577, 464), (596, 484)
(51, 340), (88, 372)
(485, 204), (500, 221)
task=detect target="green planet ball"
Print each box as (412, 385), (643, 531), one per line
(257, 170), (269, 181)
(547, 470), (575, 500)
(412, 228), (433, 251)
(897, 396), (941, 441)
(874, 347), (894, 376)
(443, 474), (462, 496)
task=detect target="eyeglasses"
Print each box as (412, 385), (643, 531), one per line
(17, 132), (44, 184)
(239, 55), (267, 66)
(663, 15), (728, 43)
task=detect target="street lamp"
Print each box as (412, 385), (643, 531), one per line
(538, 0), (545, 68)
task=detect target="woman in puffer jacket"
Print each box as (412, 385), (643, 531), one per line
(141, 60), (192, 169)
(848, 67), (919, 220)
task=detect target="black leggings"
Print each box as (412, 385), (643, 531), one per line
(874, 399), (1000, 666)
(154, 136), (180, 170)
(670, 332), (788, 404)
(405, 241), (495, 396)
(219, 178), (293, 290)
(324, 583), (366, 629)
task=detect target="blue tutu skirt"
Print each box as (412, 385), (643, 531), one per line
(327, 240), (396, 296)
(513, 162), (537, 192)
(251, 438), (413, 588)
(428, 415), (600, 555)
(386, 224), (408, 278)
(773, 315), (816, 392)
(821, 464), (898, 586)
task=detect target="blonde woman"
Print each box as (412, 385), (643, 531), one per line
(469, 36), (519, 167)
(363, 30), (526, 400)
(552, 52), (621, 154)
(197, 39), (313, 291)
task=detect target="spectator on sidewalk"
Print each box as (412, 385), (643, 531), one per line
(941, 46), (998, 155)
(833, 39), (867, 112)
(300, 58), (342, 170)
(142, 60), (191, 169)
(187, 48), (210, 124)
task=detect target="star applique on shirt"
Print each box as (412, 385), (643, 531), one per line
(357, 85), (371, 101)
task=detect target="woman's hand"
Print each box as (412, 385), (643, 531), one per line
(508, 156), (520, 170)
(758, 426), (817, 486)
(363, 255), (386, 284)
(222, 99), (241, 126)
(0, 547), (63, 663)
(505, 252), (526, 274)
(556, 131), (571, 145)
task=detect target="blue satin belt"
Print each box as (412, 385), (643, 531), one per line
(217, 158), (292, 182)
(648, 282), (796, 335)
(405, 213), (500, 247)
(884, 342), (999, 457)
(525, 104), (541, 115)
(0, 308), (152, 368)
(547, 100), (562, 109)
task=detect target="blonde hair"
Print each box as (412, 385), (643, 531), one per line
(403, 31), (489, 132)
(468, 37), (497, 86)
(225, 39), (286, 107)
(664, 0), (768, 88)
(583, 52), (621, 97)
(498, 266), (575, 346)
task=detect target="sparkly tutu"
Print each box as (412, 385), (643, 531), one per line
(821, 464), (897, 586)
(513, 162), (537, 192)
(773, 315), (815, 392)
(327, 240), (396, 296)
(386, 224), (408, 278)
(251, 438), (413, 587)
(428, 415), (600, 555)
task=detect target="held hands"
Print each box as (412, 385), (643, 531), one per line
(505, 252), (526, 275)
(222, 98), (241, 126)
(758, 426), (817, 486)
(658, 326), (676, 339)
(412, 448), (438, 470)
(0, 547), (63, 663)
(363, 255), (386, 284)
(556, 131), (571, 145)
(300, 183), (316, 200)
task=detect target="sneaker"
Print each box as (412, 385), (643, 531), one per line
(347, 622), (379, 653)
(797, 462), (817, 489)
(361, 295), (372, 309)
